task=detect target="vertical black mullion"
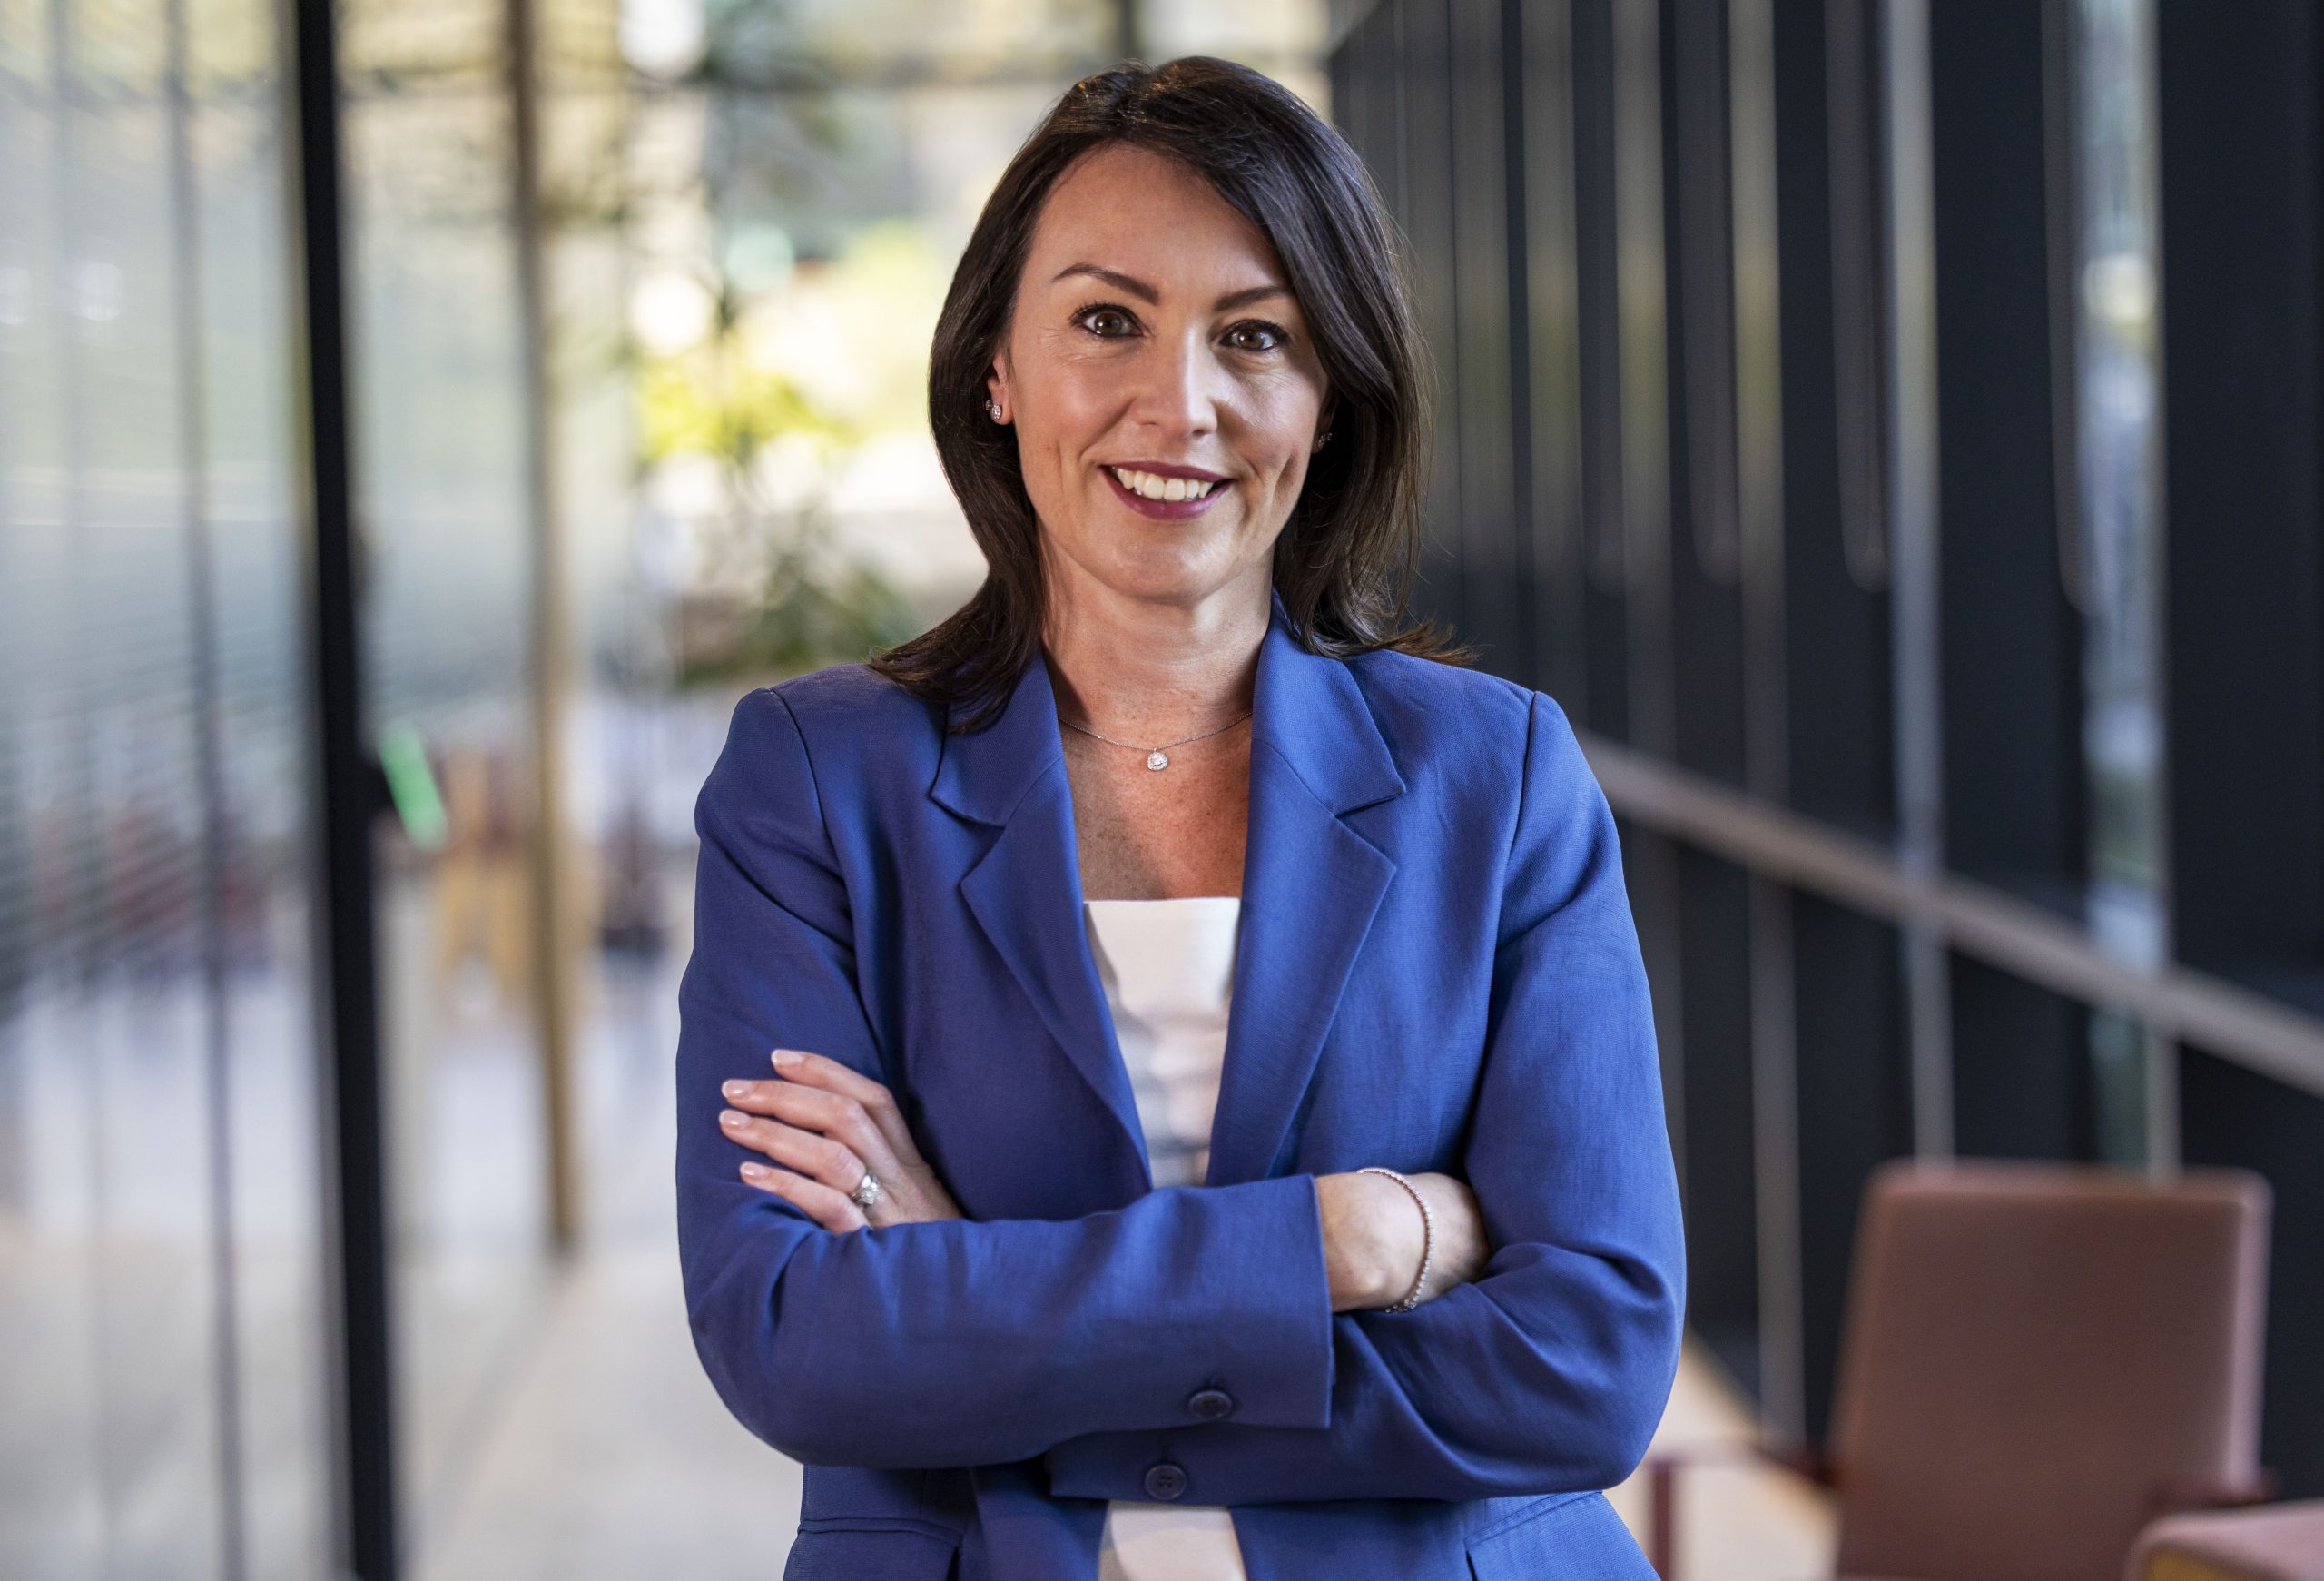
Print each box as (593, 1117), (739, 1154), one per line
(1665, 0), (1758, 1398)
(1669, 0), (1745, 787)
(2159, 0), (2324, 1501)
(1616, 0), (1672, 762)
(284, 0), (397, 1570)
(1730, 0), (1805, 1445)
(1387, 0), (1411, 252)
(1786, 0), (1896, 839)
(1401, 0), (1463, 639)
(1519, 0), (1587, 708)
(1450, 0), (1524, 676)
(1571, 0), (1630, 737)
(1499, 0), (1535, 689)
(1927, 0), (2093, 1166)
(1771, 0), (1915, 1447)
(1614, 0), (1687, 1225)
(2160, 4), (2324, 993)
(1328, 22), (1360, 178)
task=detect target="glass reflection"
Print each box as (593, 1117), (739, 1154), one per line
(2069, 0), (2162, 1164)
(0, 0), (332, 1575)
(336, 0), (554, 1538)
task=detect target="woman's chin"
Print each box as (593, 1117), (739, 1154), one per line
(1047, 517), (1273, 610)
(1092, 558), (1254, 611)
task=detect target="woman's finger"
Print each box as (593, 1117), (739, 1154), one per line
(737, 1160), (865, 1233)
(721, 1108), (870, 1199)
(762, 1049), (922, 1163)
(715, 1056), (969, 1229)
(766, 1046), (889, 1106)
(722, 1074), (909, 1183)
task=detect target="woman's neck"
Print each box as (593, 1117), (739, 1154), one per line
(1041, 578), (1265, 739)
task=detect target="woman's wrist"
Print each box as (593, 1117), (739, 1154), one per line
(1353, 1167), (1433, 1310)
(1315, 1170), (1433, 1311)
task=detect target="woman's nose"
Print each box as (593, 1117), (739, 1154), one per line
(1128, 331), (1227, 434)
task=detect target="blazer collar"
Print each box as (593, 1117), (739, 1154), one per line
(931, 587), (1408, 1192)
(929, 585), (1406, 825)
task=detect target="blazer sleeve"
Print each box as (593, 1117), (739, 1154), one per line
(1041, 689), (1688, 1503)
(675, 685), (1338, 1469)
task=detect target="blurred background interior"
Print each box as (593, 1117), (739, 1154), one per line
(4, 0), (2322, 1577)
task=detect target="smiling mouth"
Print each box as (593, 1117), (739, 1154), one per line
(1105, 464), (1227, 502)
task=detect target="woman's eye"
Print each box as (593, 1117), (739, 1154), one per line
(1227, 321), (1288, 352)
(1077, 305), (1136, 337)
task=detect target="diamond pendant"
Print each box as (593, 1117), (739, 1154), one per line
(1146, 749), (1169, 770)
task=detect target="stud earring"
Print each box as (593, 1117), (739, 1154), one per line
(988, 400), (1005, 422)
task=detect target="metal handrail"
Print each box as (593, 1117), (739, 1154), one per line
(1580, 730), (2324, 1101)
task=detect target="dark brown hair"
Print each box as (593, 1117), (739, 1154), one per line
(871, 54), (1474, 731)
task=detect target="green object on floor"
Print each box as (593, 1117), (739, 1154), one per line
(378, 719), (448, 851)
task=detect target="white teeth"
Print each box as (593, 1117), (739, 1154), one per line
(1109, 466), (1218, 502)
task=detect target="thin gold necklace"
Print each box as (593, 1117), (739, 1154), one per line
(1059, 707), (1253, 771)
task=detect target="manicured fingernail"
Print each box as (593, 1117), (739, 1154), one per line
(720, 1109), (747, 1128)
(771, 1048), (803, 1068)
(741, 1161), (770, 1180)
(722, 1080), (749, 1099)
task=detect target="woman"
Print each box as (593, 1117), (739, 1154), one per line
(675, 55), (1684, 1581)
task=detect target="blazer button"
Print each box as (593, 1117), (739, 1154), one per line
(1143, 1462), (1188, 1501)
(1187, 1388), (1234, 1420)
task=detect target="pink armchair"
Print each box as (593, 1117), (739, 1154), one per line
(1646, 1158), (2275, 1581)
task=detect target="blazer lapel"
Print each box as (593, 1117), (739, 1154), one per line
(932, 647), (1150, 1180)
(1206, 590), (1404, 1185)
(928, 588), (1407, 1192)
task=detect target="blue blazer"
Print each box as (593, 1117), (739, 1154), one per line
(675, 588), (1685, 1581)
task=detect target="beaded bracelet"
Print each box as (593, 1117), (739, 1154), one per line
(1354, 1166), (1433, 1313)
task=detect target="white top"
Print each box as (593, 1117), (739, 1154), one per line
(1083, 896), (1250, 1581)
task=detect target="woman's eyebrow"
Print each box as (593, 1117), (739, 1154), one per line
(1049, 262), (1289, 311)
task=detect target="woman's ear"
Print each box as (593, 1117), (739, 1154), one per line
(985, 353), (1010, 424)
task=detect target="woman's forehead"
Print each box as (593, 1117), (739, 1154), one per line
(1026, 147), (1284, 291)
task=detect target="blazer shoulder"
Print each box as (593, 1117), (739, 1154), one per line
(763, 661), (943, 743)
(765, 658), (931, 721)
(1344, 647), (1549, 788)
(756, 660), (946, 795)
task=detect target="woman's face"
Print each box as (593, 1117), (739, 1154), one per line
(988, 143), (1334, 621)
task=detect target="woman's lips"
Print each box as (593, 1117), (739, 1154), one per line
(1103, 466), (1231, 520)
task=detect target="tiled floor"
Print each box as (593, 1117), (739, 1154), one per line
(405, 1118), (795, 1580)
(1606, 1347), (1837, 1581)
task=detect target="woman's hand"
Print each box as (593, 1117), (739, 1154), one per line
(719, 1047), (964, 1231)
(1315, 1170), (1492, 1313)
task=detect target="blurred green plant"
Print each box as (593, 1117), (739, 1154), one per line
(709, 507), (925, 681)
(635, 261), (925, 686)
